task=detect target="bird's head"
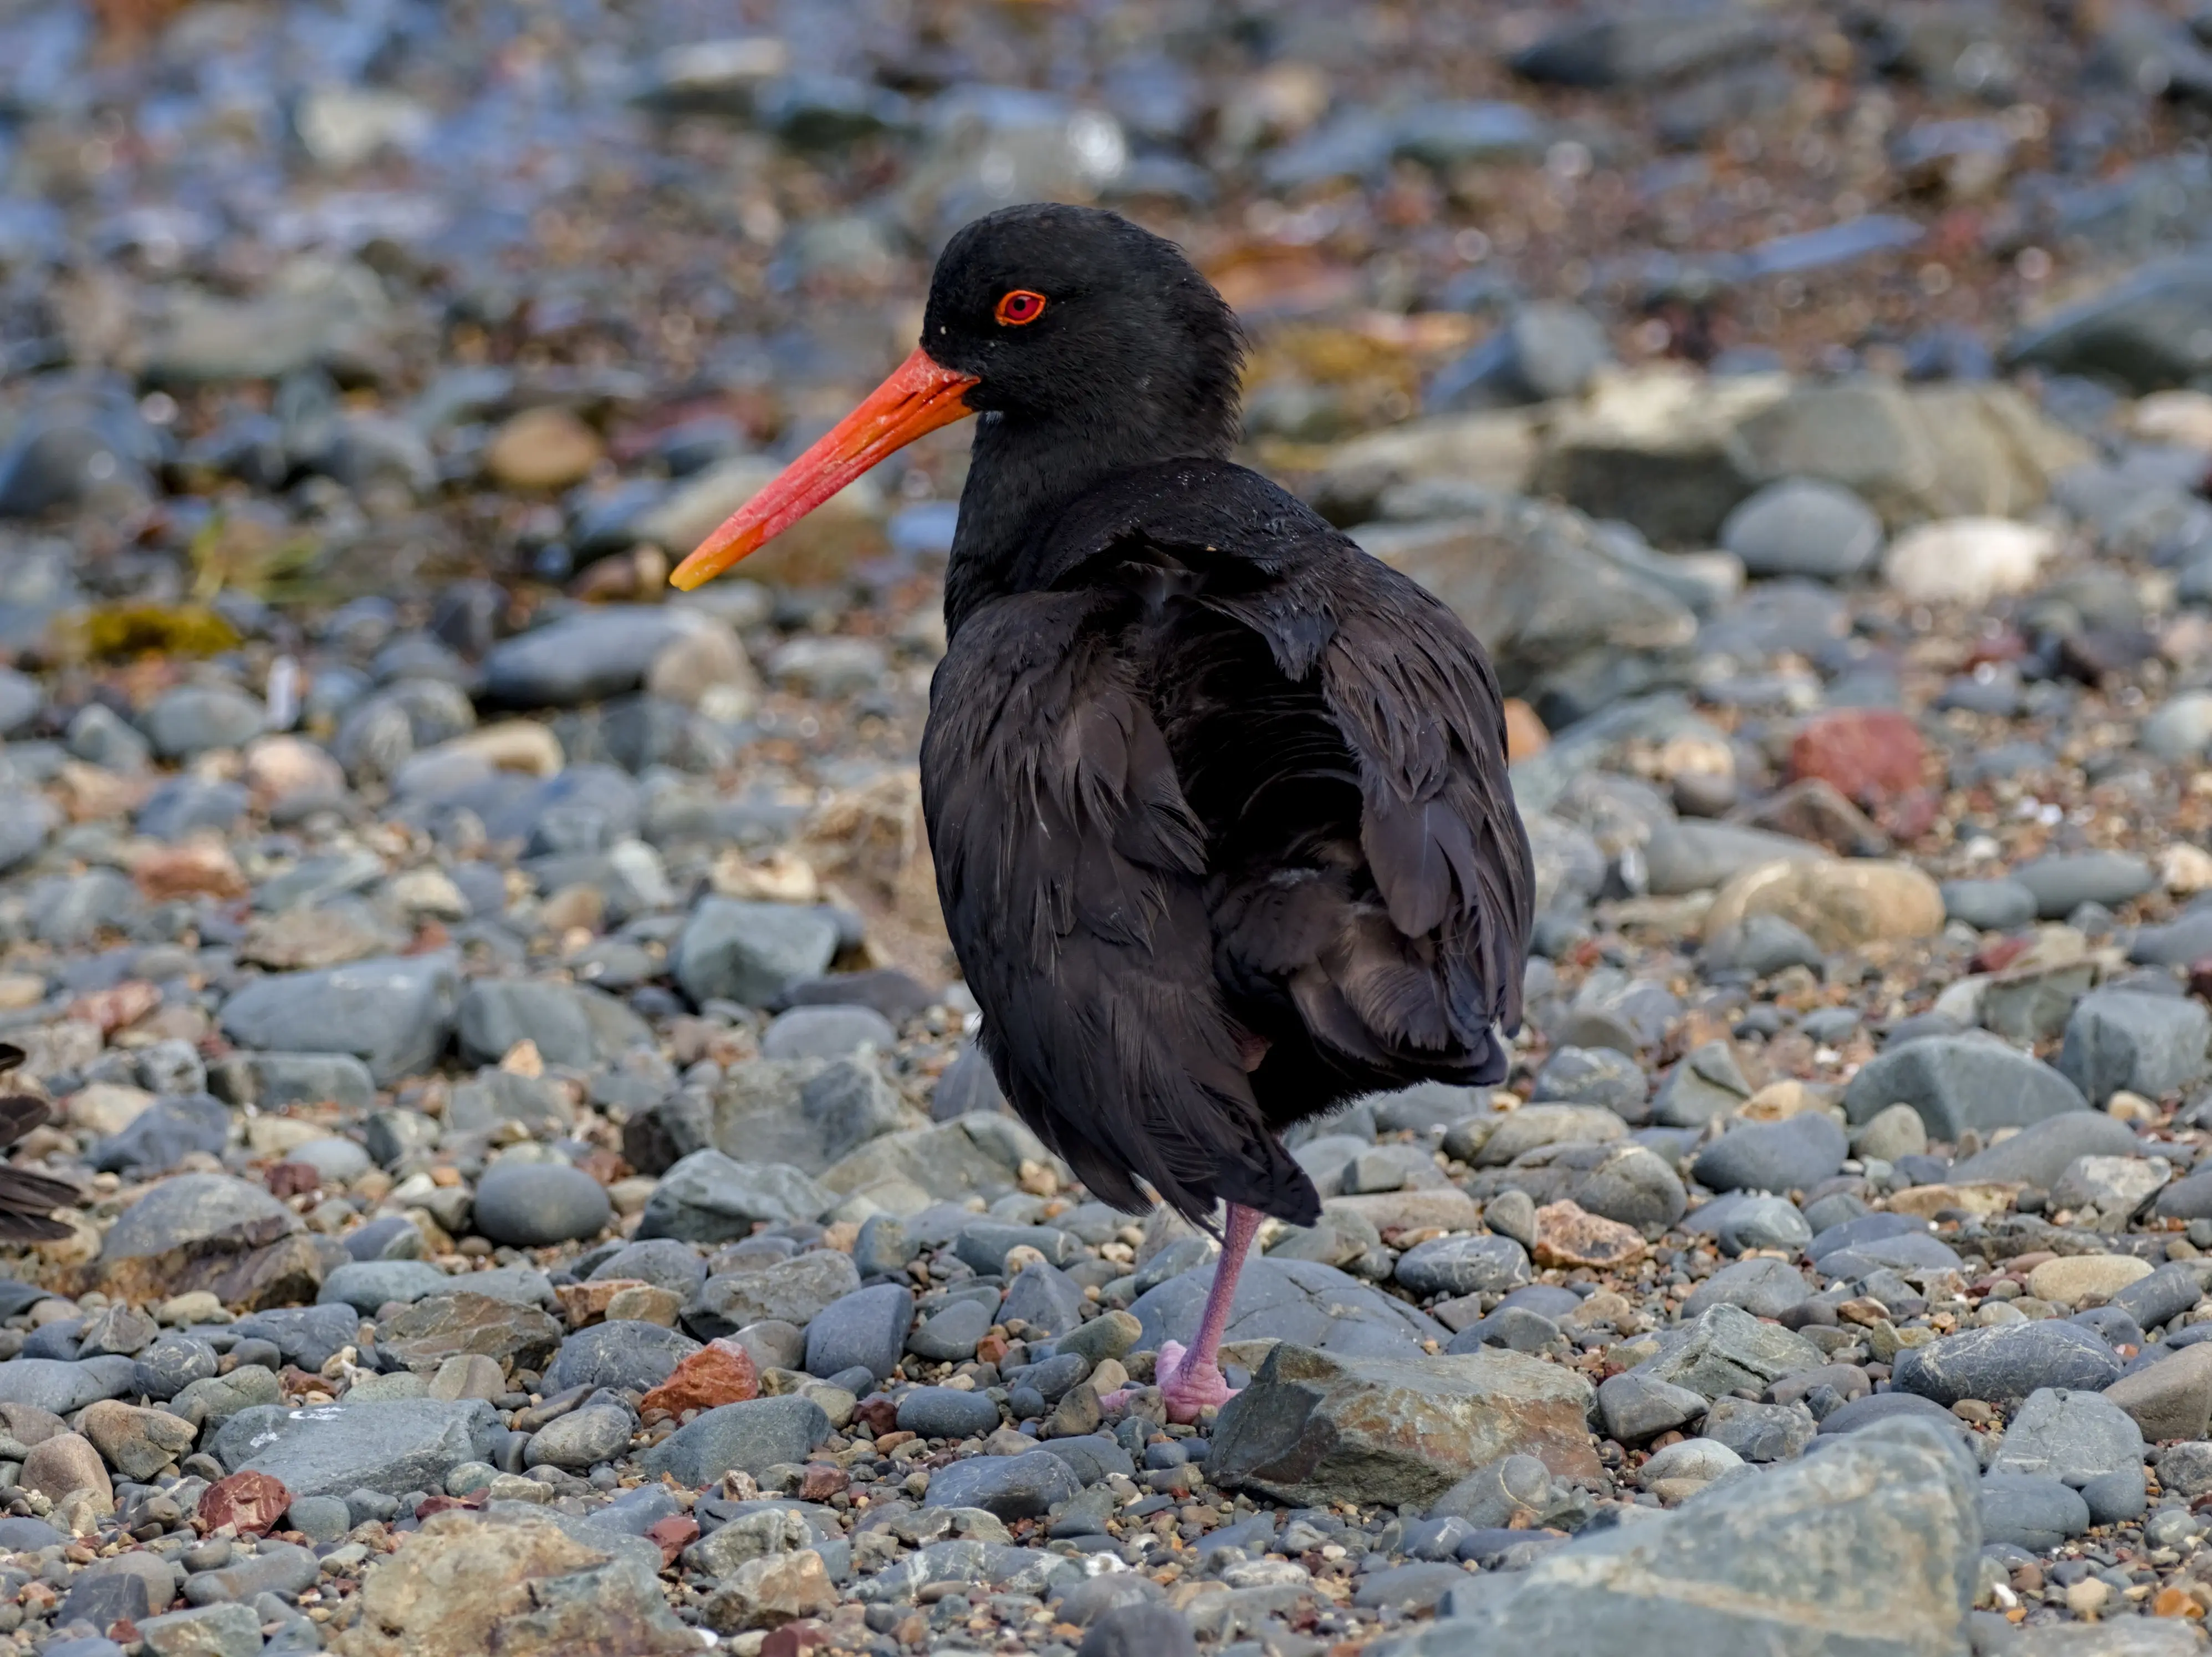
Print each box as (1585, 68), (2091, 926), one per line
(670, 202), (1243, 591)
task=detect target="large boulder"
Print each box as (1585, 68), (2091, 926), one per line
(1209, 1343), (1598, 1507)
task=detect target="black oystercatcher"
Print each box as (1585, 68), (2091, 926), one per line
(672, 204), (1532, 1420)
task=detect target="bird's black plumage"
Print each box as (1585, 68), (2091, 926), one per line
(0, 1042), (76, 1242)
(914, 206), (1535, 1230)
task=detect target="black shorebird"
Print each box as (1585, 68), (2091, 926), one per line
(672, 203), (1532, 1420)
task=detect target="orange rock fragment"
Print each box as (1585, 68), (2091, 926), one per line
(1531, 1200), (1648, 1270)
(640, 1338), (759, 1416)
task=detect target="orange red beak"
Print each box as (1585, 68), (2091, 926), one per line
(668, 347), (980, 591)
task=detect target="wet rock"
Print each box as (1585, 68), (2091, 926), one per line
(1209, 1343), (1598, 1507)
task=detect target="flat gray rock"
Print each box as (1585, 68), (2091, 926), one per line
(1129, 1256), (1446, 1359)
(1950, 1112), (2142, 1189)
(220, 953), (459, 1085)
(212, 1398), (501, 1497)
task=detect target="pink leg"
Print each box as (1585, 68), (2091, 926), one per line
(1154, 1203), (1260, 1424)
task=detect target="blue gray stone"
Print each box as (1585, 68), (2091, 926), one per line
(1892, 1323), (2122, 1408)
(319, 1260), (451, 1315)
(212, 1399), (501, 1497)
(804, 1283), (913, 1381)
(1692, 1113), (1847, 1193)
(897, 1387), (1002, 1440)
(221, 954), (459, 1085)
(673, 898), (840, 1008)
(637, 1395), (830, 1485)
(1841, 1032), (2088, 1141)
(924, 1449), (1082, 1517)
(2057, 989), (2211, 1105)
(1128, 1257), (1445, 1359)
(1978, 1474), (2091, 1550)
(472, 1160), (612, 1247)
(2012, 853), (2155, 918)
(545, 1321), (701, 1394)
(1395, 1234), (1531, 1298)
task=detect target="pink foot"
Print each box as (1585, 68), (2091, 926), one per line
(1155, 1338), (1237, 1424)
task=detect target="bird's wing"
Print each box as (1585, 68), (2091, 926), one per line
(0, 1164), (78, 1240)
(1043, 459), (1535, 1077)
(0, 1094), (52, 1150)
(921, 584), (1318, 1226)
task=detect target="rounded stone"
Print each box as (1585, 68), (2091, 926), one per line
(1692, 1114), (1847, 1194)
(284, 1495), (353, 1543)
(1394, 1234), (1531, 1298)
(759, 1004), (898, 1060)
(1720, 478), (1883, 580)
(906, 1299), (992, 1363)
(896, 1386), (1003, 1441)
(1703, 859), (1945, 953)
(472, 1162), (612, 1248)
(2026, 1254), (2153, 1309)
(524, 1404), (635, 1471)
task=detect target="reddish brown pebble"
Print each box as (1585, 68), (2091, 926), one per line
(646, 1514), (698, 1565)
(1787, 708), (1927, 809)
(638, 1338), (759, 1416)
(198, 1470), (291, 1537)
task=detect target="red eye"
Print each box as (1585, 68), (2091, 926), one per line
(994, 289), (1047, 326)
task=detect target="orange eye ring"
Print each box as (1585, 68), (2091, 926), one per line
(994, 289), (1047, 326)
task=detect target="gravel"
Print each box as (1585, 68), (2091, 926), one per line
(0, 1), (2204, 1648)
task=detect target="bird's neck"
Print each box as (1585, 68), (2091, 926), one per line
(943, 405), (1233, 640)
